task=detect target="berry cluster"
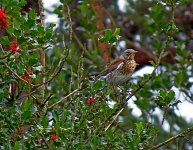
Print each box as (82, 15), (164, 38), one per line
(87, 97), (95, 105)
(9, 40), (22, 53)
(22, 68), (33, 83)
(0, 9), (8, 29)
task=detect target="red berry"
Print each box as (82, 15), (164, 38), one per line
(2, 18), (8, 28)
(90, 97), (95, 102)
(10, 46), (16, 51)
(26, 68), (32, 73)
(50, 135), (58, 140)
(87, 100), (91, 105)
(9, 40), (18, 51)
(22, 74), (30, 83)
(0, 9), (5, 19)
(18, 127), (25, 133)
(17, 48), (22, 53)
(12, 40), (17, 46)
(0, 10), (8, 29)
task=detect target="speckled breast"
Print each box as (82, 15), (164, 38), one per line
(120, 60), (137, 75)
(106, 60), (137, 85)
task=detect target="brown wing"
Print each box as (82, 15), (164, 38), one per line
(96, 58), (124, 79)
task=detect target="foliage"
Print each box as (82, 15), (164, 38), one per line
(0, 0), (193, 149)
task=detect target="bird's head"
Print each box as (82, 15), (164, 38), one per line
(122, 49), (138, 60)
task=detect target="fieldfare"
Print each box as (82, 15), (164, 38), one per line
(96, 49), (138, 85)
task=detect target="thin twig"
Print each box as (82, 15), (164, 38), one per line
(0, 43), (6, 55)
(160, 106), (169, 127)
(3, 62), (34, 86)
(40, 133), (50, 149)
(38, 0), (46, 98)
(152, 126), (193, 150)
(17, 58), (66, 101)
(104, 108), (124, 131)
(0, 52), (13, 60)
(47, 86), (87, 110)
(41, 94), (53, 107)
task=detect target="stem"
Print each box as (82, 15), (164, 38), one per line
(48, 87), (84, 110)
(38, 0), (46, 98)
(152, 126), (193, 150)
(3, 62), (34, 86)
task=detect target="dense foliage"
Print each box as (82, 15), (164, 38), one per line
(0, 0), (193, 149)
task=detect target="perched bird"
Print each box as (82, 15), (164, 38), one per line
(96, 49), (138, 85)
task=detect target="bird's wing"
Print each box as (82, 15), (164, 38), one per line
(96, 58), (124, 78)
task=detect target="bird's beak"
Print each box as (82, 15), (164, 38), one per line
(132, 50), (138, 53)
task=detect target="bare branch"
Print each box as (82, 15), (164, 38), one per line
(152, 126), (193, 150)
(47, 87), (86, 110)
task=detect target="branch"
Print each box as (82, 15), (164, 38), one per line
(17, 58), (66, 101)
(47, 86), (87, 110)
(0, 44), (14, 60)
(180, 88), (193, 104)
(0, 52), (13, 60)
(104, 108), (124, 131)
(3, 62), (34, 86)
(152, 126), (193, 150)
(38, 0), (46, 97)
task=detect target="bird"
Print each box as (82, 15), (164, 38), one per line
(95, 49), (138, 85)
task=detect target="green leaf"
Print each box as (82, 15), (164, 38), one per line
(53, 47), (61, 58)
(28, 9), (36, 20)
(98, 37), (106, 43)
(19, 0), (27, 7)
(26, 19), (36, 29)
(22, 99), (32, 111)
(63, 0), (73, 4)
(22, 111), (32, 120)
(6, 26), (14, 35)
(149, 60), (156, 67)
(168, 90), (175, 100)
(106, 130), (113, 139)
(37, 25), (44, 34)
(136, 122), (143, 135)
(176, 48), (188, 57)
(0, 36), (11, 45)
(41, 116), (49, 127)
(150, 4), (164, 21)
(94, 80), (103, 90)
(53, 5), (63, 17)
(28, 52), (39, 66)
(114, 28), (120, 35)
(159, 89), (166, 97)
(92, 136), (100, 145)
(104, 29), (113, 41)
(171, 24), (179, 33)
(13, 141), (21, 150)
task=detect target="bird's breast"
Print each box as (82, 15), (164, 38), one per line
(120, 60), (137, 75)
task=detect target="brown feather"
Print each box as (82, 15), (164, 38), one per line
(96, 58), (124, 78)
(95, 49), (138, 84)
